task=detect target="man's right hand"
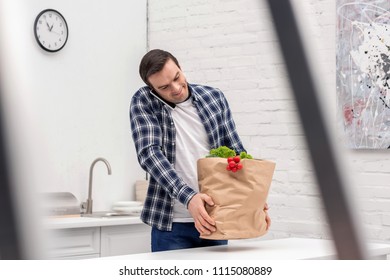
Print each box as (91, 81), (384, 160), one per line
(188, 193), (216, 235)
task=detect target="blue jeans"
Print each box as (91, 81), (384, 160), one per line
(151, 222), (228, 252)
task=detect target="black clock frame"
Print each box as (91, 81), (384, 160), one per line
(34, 9), (69, 52)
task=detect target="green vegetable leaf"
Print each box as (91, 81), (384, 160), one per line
(206, 146), (253, 159)
(240, 151), (253, 159)
(208, 146), (236, 158)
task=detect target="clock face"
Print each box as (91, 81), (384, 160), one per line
(34, 9), (68, 52)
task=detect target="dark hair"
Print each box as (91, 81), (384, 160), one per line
(139, 49), (181, 87)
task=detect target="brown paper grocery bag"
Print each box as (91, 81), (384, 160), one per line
(197, 157), (275, 240)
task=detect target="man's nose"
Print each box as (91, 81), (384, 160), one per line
(172, 82), (181, 93)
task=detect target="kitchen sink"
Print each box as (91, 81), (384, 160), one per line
(82, 211), (139, 218)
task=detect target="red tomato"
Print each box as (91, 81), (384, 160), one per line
(233, 156), (241, 163)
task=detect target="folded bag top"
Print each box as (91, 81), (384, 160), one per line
(197, 157), (275, 240)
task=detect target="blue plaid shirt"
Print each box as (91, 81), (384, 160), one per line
(129, 83), (245, 231)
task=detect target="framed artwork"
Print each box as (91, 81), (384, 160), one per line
(336, 0), (390, 149)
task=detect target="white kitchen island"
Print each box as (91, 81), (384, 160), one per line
(99, 237), (390, 260)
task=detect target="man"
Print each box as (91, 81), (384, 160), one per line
(130, 49), (270, 252)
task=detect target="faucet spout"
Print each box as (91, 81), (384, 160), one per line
(85, 157), (112, 215)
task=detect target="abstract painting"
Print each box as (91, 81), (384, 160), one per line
(336, 0), (390, 149)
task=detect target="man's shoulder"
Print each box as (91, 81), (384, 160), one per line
(189, 83), (223, 99)
(189, 83), (219, 92)
(131, 86), (155, 106)
(133, 86), (151, 99)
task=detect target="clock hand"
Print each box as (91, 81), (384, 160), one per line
(50, 24), (54, 31)
(44, 17), (52, 31)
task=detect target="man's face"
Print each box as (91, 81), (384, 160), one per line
(147, 59), (189, 104)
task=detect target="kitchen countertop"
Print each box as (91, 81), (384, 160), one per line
(99, 237), (390, 260)
(43, 215), (144, 229)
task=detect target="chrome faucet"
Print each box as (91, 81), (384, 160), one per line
(85, 157), (112, 215)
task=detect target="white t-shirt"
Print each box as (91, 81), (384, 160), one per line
(171, 96), (210, 222)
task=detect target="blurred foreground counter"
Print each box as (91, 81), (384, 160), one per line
(99, 237), (390, 260)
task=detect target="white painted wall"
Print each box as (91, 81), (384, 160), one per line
(0, 0), (147, 212)
(147, 0), (390, 243)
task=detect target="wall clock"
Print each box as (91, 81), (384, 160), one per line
(34, 9), (69, 52)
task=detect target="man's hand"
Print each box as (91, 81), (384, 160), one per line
(188, 193), (216, 235)
(264, 202), (271, 230)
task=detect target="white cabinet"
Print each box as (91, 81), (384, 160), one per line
(101, 224), (151, 257)
(47, 223), (150, 259)
(47, 227), (100, 259)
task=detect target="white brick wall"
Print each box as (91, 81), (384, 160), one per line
(148, 0), (390, 243)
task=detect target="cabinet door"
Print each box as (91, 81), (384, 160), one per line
(47, 227), (100, 259)
(57, 253), (100, 260)
(100, 224), (151, 257)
